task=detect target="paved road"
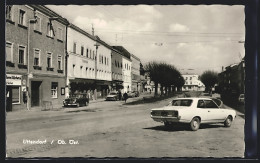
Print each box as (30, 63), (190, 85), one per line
(6, 94), (245, 158)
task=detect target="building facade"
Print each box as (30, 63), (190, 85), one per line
(130, 54), (141, 92)
(112, 46), (132, 93)
(6, 5), (68, 111)
(181, 74), (205, 91)
(111, 48), (123, 91)
(66, 24), (112, 100)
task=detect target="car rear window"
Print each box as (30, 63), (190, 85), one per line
(172, 99), (193, 106)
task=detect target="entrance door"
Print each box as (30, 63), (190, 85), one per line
(6, 86), (12, 111)
(31, 81), (42, 107)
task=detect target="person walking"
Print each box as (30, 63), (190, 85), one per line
(118, 91), (122, 101)
(123, 92), (128, 103)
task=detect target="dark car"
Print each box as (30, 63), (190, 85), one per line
(63, 94), (89, 107)
(106, 92), (119, 101)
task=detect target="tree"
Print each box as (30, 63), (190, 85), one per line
(144, 61), (184, 96)
(200, 70), (218, 92)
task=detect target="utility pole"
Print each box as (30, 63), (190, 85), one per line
(94, 40), (100, 100)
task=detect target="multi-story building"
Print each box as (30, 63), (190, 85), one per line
(112, 46), (132, 93)
(130, 54), (141, 92)
(111, 48), (123, 91)
(67, 24), (112, 99)
(182, 74), (205, 91)
(6, 5), (69, 111)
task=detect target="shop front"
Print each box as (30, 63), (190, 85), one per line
(6, 74), (27, 111)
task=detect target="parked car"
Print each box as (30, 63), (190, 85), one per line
(63, 94), (89, 107)
(106, 92), (119, 101)
(150, 97), (236, 131)
(238, 94), (245, 104)
(127, 91), (136, 98)
(133, 91), (140, 97)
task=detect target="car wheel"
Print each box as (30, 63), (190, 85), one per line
(190, 117), (200, 131)
(224, 116), (232, 127)
(164, 122), (172, 128)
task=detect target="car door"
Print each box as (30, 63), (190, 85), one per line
(204, 100), (226, 123)
(196, 100), (212, 123)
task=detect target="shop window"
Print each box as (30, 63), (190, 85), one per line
(12, 86), (20, 104)
(18, 46), (26, 65)
(34, 49), (40, 66)
(6, 42), (13, 62)
(51, 82), (58, 98)
(18, 9), (25, 25)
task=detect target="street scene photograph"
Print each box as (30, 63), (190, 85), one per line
(5, 4), (245, 158)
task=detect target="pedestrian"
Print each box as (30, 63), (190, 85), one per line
(150, 89), (151, 94)
(123, 92), (128, 103)
(118, 91), (122, 101)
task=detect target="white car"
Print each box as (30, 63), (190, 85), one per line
(151, 97), (236, 131)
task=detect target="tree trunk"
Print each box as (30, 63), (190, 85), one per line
(154, 82), (158, 96)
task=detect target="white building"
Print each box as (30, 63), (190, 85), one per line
(66, 24), (112, 99)
(122, 57), (132, 93)
(182, 74), (205, 91)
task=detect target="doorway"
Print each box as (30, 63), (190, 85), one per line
(31, 81), (42, 107)
(6, 86), (12, 111)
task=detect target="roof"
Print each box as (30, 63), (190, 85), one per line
(112, 46), (131, 59)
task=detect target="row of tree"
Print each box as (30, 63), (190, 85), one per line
(144, 61), (185, 96)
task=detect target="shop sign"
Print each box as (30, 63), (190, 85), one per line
(6, 74), (22, 85)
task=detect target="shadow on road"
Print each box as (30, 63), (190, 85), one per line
(66, 109), (96, 113)
(144, 124), (225, 132)
(124, 93), (183, 105)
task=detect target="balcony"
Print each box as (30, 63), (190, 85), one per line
(57, 69), (63, 73)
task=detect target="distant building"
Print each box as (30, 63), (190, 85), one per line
(111, 48), (124, 91)
(130, 54), (141, 92)
(181, 74), (205, 91)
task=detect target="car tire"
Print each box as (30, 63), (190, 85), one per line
(190, 117), (200, 131)
(224, 116), (232, 127)
(164, 122), (172, 128)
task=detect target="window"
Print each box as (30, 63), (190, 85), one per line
(18, 46), (26, 64)
(34, 17), (41, 32)
(115, 60), (117, 67)
(47, 22), (54, 37)
(47, 53), (52, 68)
(57, 28), (62, 40)
(86, 49), (88, 58)
(51, 82), (58, 98)
(107, 58), (109, 66)
(6, 42), (13, 62)
(19, 9), (25, 25)
(190, 77), (192, 80)
(72, 64), (75, 76)
(204, 100), (218, 108)
(80, 66), (83, 76)
(6, 5), (12, 20)
(73, 42), (77, 53)
(34, 49), (40, 66)
(58, 55), (62, 70)
(81, 46), (84, 56)
(12, 86), (20, 104)
(104, 57), (106, 65)
(102, 56), (104, 64)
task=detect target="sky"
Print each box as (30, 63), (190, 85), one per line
(47, 5), (245, 75)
